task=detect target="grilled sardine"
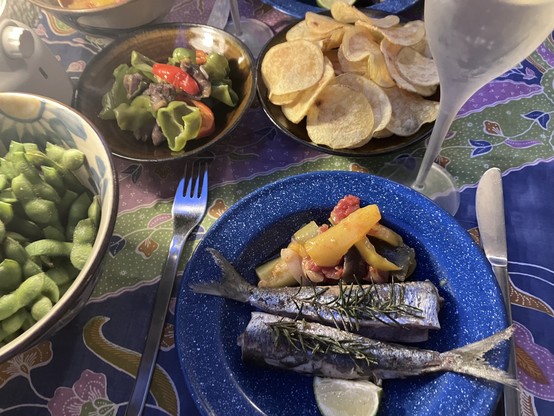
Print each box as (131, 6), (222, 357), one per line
(238, 312), (517, 387)
(191, 248), (442, 342)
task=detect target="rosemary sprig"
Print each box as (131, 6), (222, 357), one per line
(268, 319), (377, 369)
(291, 280), (423, 332)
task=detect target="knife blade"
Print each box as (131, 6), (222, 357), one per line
(475, 167), (521, 416)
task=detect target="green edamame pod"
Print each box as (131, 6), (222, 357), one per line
(0, 258), (22, 293)
(66, 192), (92, 240)
(11, 174), (35, 204)
(8, 141), (25, 154)
(46, 266), (70, 286)
(43, 225), (65, 241)
(0, 174), (7, 191)
(41, 165), (65, 195)
(45, 143), (85, 171)
(0, 273), (61, 320)
(30, 296), (52, 321)
(22, 259), (43, 279)
(0, 158), (16, 180)
(11, 151), (42, 184)
(5, 231), (27, 244)
(21, 312), (36, 331)
(1, 308), (26, 335)
(0, 220), (4, 244)
(3, 236), (43, 278)
(59, 190), (79, 219)
(24, 149), (86, 194)
(22, 143), (39, 153)
(25, 239), (73, 258)
(3, 236), (27, 264)
(6, 217), (43, 241)
(0, 201), (13, 224)
(70, 218), (96, 270)
(24, 198), (60, 226)
(0, 189), (17, 204)
(11, 152), (61, 203)
(88, 196), (101, 226)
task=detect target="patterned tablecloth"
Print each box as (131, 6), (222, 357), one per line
(2, 1), (554, 415)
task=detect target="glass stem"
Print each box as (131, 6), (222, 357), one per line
(229, 0), (243, 36)
(413, 106), (458, 190)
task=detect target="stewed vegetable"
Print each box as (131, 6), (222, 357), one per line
(99, 47), (238, 152)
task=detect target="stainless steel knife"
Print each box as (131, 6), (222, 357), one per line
(475, 167), (521, 416)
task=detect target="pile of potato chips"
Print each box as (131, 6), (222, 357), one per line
(260, 3), (440, 150)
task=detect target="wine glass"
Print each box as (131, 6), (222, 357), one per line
(384, 0), (554, 215)
(224, 0), (273, 58)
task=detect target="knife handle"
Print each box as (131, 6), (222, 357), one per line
(492, 264), (521, 416)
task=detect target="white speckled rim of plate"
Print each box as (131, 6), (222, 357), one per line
(0, 92), (118, 362)
(260, 0), (420, 19)
(175, 170), (508, 416)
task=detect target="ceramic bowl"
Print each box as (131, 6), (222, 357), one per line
(0, 92), (118, 362)
(256, 16), (437, 157)
(27, 0), (175, 36)
(74, 23), (256, 163)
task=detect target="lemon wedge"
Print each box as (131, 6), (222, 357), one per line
(316, 0), (357, 10)
(313, 377), (382, 416)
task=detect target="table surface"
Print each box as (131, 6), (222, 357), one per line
(2, 1), (554, 415)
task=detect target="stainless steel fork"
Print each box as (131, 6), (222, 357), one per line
(125, 161), (209, 416)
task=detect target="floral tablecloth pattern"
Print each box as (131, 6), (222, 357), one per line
(2, 1), (554, 415)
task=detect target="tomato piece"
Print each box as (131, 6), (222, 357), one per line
(195, 50), (208, 65)
(152, 63), (200, 96)
(192, 100), (215, 138)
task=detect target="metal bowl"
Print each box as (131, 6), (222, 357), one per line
(74, 23), (256, 163)
(27, 0), (175, 37)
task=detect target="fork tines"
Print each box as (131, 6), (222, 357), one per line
(182, 160), (209, 199)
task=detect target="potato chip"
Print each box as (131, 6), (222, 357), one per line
(372, 128), (394, 138)
(286, 20), (327, 42)
(331, 2), (400, 28)
(320, 27), (346, 51)
(306, 84), (374, 149)
(338, 45), (367, 74)
(324, 49), (342, 74)
(261, 39), (325, 95)
(366, 46), (396, 88)
(331, 72), (392, 133)
(396, 46), (439, 87)
(411, 37), (432, 58)
(382, 86), (439, 136)
(282, 58), (336, 124)
(360, 19), (425, 46)
(341, 25), (379, 62)
(305, 12), (345, 35)
(381, 39), (437, 96)
(269, 91), (299, 106)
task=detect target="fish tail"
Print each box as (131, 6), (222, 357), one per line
(189, 248), (253, 303)
(440, 326), (519, 388)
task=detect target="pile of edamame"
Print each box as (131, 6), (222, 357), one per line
(0, 140), (100, 347)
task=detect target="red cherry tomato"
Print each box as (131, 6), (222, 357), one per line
(152, 63), (200, 96)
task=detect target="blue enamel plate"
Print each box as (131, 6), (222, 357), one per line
(176, 171), (507, 416)
(261, 0), (420, 19)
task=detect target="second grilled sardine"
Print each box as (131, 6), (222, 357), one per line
(238, 312), (517, 388)
(190, 248), (442, 342)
